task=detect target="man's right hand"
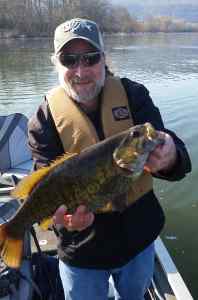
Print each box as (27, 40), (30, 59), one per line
(53, 205), (95, 231)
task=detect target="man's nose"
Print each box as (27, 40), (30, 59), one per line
(74, 60), (87, 76)
(75, 65), (83, 77)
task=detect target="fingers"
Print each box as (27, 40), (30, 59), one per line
(64, 205), (95, 231)
(53, 204), (94, 232)
(145, 131), (177, 173)
(53, 205), (67, 225)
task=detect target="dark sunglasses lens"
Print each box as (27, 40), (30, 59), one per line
(59, 52), (101, 68)
(59, 54), (78, 68)
(83, 53), (101, 66)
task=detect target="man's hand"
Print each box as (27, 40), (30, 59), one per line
(145, 131), (177, 174)
(53, 204), (95, 231)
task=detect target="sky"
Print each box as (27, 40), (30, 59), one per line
(110, 0), (197, 6)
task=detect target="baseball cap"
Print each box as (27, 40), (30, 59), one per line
(54, 18), (104, 54)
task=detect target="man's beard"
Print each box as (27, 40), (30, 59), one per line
(59, 69), (105, 103)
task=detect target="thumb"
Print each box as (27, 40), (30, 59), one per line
(53, 205), (68, 225)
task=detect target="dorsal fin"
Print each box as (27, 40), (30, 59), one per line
(11, 152), (77, 200)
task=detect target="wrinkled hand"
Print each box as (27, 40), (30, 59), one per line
(145, 131), (177, 174)
(53, 204), (95, 232)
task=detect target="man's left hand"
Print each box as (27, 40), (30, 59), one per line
(145, 131), (177, 174)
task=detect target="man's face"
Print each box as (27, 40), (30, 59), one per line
(57, 39), (105, 104)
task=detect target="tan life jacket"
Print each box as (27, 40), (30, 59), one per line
(47, 76), (153, 209)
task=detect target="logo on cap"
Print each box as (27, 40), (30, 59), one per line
(63, 19), (93, 33)
(112, 106), (130, 121)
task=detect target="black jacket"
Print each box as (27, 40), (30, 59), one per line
(28, 78), (191, 269)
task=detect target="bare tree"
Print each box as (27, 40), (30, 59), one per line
(1, 0), (196, 36)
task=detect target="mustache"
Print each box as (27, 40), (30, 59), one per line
(71, 76), (92, 84)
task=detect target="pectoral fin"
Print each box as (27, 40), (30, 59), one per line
(39, 217), (54, 230)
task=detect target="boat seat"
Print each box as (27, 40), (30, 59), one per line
(0, 159), (33, 186)
(0, 113), (33, 189)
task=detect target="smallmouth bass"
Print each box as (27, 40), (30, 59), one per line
(0, 122), (163, 268)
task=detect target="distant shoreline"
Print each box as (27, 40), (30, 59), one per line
(0, 30), (197, 40)
(0, 29), (51, 39)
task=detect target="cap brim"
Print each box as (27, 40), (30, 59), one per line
(56, 36), (102, 54)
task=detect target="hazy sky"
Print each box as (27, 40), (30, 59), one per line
(110, 0), (197, 5)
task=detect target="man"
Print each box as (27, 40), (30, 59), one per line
(28, 18), (191, 300)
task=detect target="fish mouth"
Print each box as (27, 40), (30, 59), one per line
(114, 159), (143, 179)
(116, 159), (132, 170)
(115, 159), (135, 174)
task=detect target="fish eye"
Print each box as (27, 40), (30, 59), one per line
(132, 131), (141, 138)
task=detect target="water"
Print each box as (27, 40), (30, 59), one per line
(0, 32), (198, 298)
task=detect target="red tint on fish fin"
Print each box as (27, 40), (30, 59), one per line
(143, 165), (151, 173)
(0, 224), (6, 247)
(0, 224), (23, 269)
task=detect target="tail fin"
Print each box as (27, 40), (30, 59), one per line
(0, 224), (24, 269)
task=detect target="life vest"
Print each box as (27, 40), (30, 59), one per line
(47, 76), (153, 208)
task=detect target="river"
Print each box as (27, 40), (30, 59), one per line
(0, 32), (198, 298)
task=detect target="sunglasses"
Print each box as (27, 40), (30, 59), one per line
(58, 51), (102, 69)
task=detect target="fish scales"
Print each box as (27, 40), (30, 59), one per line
(0, 122), (163, 268)
(7, 133), (122, 238)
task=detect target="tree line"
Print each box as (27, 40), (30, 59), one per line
(0, 0), (198, 37)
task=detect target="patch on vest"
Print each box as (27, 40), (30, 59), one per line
(112, 106), (130, 121)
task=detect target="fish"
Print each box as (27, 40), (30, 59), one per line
(0, 122), (163, 269)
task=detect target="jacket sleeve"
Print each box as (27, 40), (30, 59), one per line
(122, 78), (191, 181)
(28, 97), (64, 170)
